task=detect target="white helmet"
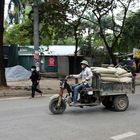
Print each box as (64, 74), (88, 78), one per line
(80, 60), (89, 66)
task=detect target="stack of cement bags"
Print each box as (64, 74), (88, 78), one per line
(91, 67), (132, 83)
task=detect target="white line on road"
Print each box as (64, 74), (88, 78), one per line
(111, 131), (137, 140)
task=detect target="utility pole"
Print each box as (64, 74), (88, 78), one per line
(33, 0), (39, 51)
(33, 0), (40, 71)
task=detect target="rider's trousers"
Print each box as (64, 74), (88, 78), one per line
(71, 83), (89, 103)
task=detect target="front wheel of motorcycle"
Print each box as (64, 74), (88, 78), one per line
(49, 98), (66, 114)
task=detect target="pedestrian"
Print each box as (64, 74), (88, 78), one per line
(29, 65), (42, 98)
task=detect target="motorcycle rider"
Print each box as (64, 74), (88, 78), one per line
(70, 60), (93, 105)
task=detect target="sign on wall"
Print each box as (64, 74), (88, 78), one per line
(48, 57), (55, 66)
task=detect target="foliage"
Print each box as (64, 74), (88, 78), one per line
(80, 0), (135, 65)
(4, 18), (33, 45)
(119, 10), (140, 52)
(80, 33), (104, 56)
(4, 0), (138, 65)
(5, 0), (75, 45)
(79, 14), (114, 56)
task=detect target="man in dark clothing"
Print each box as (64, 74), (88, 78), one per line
(29, 66), (42, 98)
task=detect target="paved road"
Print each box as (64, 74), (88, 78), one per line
(0, 87), (140, 140)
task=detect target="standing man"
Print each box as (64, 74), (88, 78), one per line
(29, 65), (42, 98)
(70, 60), (93, 105)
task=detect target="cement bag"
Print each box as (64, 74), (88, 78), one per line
(91, 67), (101, 70)
(118, 72), (132, 78)
(100, 73), (117, 78)
(91, 67), (106, 71)
(115, 67), (127, 76)
(93, 67), (116, 74)
(119, 77), (132, 83)
(107, 67), (116, 71)
(101, 77), (119, 82)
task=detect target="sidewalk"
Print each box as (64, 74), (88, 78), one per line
(0, 78), (74, 98)
(0, 74), (140, 98)
(0, 78), (59, 97)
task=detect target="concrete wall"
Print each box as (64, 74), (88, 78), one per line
(58, 56), (69, 76)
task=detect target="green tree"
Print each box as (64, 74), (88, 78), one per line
(39, 1), (71, 44)
(119, 10), (140, 52)
(5, 0), (137, 67)
(74, 0), (135, 66)
(37, 0), (90, 76)
(5, 0), (72, 45)
(4, 18), (33, 45)
(87, 0), (134, 66)
(79, 15), (112, 57)
(64, 0), (90, 73)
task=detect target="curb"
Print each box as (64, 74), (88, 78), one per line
(0, 86), (59, 98)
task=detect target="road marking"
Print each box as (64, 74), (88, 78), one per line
(111, 132), (137, 140)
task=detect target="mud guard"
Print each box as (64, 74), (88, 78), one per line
(50, 94), (60, 100)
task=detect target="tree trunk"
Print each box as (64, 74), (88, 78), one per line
(106, 46), (117, 66)
(99, 23), (117, 66)
(0, 0), (7, 86)
(74, 29), (78, 74)
(74, 28), (79, 83)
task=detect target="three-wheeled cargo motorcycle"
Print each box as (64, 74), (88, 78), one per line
(49, 71), (135, 114)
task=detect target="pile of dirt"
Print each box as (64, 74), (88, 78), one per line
(5, 65), (31, 81)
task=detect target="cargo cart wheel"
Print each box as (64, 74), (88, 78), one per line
(113, 95), (129, 111)
(102, 97), (113, 109)
(49, 98), (66, 114)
